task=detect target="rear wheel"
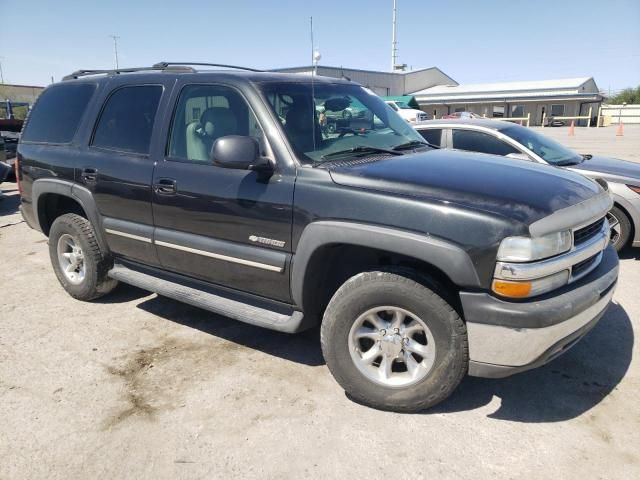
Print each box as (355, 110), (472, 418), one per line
(321, 271), (468, 412)
(607, 205), (631, 251)
(48, 213), (117, 300)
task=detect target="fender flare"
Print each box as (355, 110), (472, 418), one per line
(290, 221), (481, 308)
(31, 178), (109, 254)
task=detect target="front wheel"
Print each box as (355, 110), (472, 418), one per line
(321, 271), (468, 412)
(607, 206), (632, 252)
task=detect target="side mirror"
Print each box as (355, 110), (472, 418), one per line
(505, 152), (533, 162)
(211, 135), (272, 172)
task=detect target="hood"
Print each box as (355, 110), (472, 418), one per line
(569, 155), (640, 185)
(327, 149), (603, 225)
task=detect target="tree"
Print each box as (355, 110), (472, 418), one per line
(605, 86), (640, 104)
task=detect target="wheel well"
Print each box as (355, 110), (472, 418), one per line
(301, 244), (462, 324)
(38, 193), (87, 236)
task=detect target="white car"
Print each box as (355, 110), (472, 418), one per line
(384, 100), (430, 123)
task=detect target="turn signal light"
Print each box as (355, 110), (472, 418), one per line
(492, 280), (532, 298)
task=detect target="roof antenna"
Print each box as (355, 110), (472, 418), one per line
(310, 16), (317, 151)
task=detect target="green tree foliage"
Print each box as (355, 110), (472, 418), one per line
(606, 86), (640, 105)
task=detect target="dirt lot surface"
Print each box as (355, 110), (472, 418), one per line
(1, 126), (639, 480)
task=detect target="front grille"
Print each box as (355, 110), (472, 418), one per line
(571, 253), (599, 278)
(573, 218), (605, 246)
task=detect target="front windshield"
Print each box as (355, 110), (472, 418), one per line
(261, 83), (427, 164)
(395, 101), (411, 109)
(502, 125), (582, 165)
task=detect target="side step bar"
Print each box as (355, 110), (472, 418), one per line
(108, 264), (307, 333)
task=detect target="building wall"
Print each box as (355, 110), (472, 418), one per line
(419, 100), (598, 126)
(272, 66), (456, 97)
(0, 84), (44, 104)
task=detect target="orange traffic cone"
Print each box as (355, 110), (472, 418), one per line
(568, 120), (575, 136)
(616, 122), (624, 136)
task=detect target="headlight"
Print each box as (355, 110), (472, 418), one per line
(492, 270), (570, 298)
(627, 184), (640, 195)
(497, 231), (572, 262)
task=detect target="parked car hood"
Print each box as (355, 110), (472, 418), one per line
(569, 155), (640, 185)
(327, 149), (603, 224)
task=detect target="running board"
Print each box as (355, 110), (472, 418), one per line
(108, 264), (307, 333)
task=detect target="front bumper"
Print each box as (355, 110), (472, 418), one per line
(463, 244), (618, 378)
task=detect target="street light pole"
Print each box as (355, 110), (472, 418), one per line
(0, 58), (5, 84)
(109, 35), (120, 69)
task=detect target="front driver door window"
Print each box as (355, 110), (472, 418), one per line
(451, 129), (518, 156)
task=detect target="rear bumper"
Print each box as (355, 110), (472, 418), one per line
(462, 244), (618, 378)
(20, 202), (40, 231)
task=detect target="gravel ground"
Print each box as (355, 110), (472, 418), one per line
(1, 127), (639, 480)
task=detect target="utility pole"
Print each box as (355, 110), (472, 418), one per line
(0, 57), (5, 84)
(391, 0), (398, 71)
(109, 35), (120, 69)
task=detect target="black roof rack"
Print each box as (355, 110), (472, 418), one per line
(62, 61), (263, 81)
(62, 65), (193, 81)
(152, 62), (263, 72)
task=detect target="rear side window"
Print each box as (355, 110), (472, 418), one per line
(22, 84), (96, 144)
(92, 85), (162, 155)
(452, 129), (518, 156)
(418, 128), (442, 147)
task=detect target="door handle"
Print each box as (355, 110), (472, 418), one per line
(80, 167), (98, 184)
(153, 178), (177, 195)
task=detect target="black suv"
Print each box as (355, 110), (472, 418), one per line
(17, 63), (618, 411)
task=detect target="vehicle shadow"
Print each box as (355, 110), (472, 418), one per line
(106, 284), (632, 418)
(133, 293), (325, 367)
(618, 247), (639, 261)
(429, 301), (633, 422)
(0, 187), (19, 217)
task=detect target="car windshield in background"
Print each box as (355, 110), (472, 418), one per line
(502, 125), (583, 165)
(395, 102), (412, 109)
(261, 83), (427, 164)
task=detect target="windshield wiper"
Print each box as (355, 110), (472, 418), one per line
(320, 145), (404, 162)
(554, 159), (582, 166)
(393, 140), (438, 151)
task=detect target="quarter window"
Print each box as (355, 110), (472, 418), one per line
(418, 128), (442, 147)
(92, 85), (162, 155)
(21, 83), (96, 144)
(168, 84), (265, 163)
(452, 129), (518, 156)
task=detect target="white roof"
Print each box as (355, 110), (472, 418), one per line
(411, 77), (599, 101)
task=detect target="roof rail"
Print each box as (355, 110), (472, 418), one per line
(62, 64), (194, 81)
(152, 62), (264, 72)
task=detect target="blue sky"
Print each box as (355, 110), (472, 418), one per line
(1, 0), (638, 92)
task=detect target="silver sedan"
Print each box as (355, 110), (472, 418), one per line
(414, 119), (640, 251)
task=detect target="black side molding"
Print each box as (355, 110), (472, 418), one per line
(108, 263), (308, 334)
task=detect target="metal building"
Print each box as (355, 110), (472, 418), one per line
(411, 77), (603, 126)
(271, 65), (457, 97)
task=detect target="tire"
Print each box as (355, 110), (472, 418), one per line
(607, 205), (632, 252)
(321, 271), (468, 412)
(48, 213), (118, 301)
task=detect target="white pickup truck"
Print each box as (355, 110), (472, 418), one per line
(384, 100), (430, 123)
